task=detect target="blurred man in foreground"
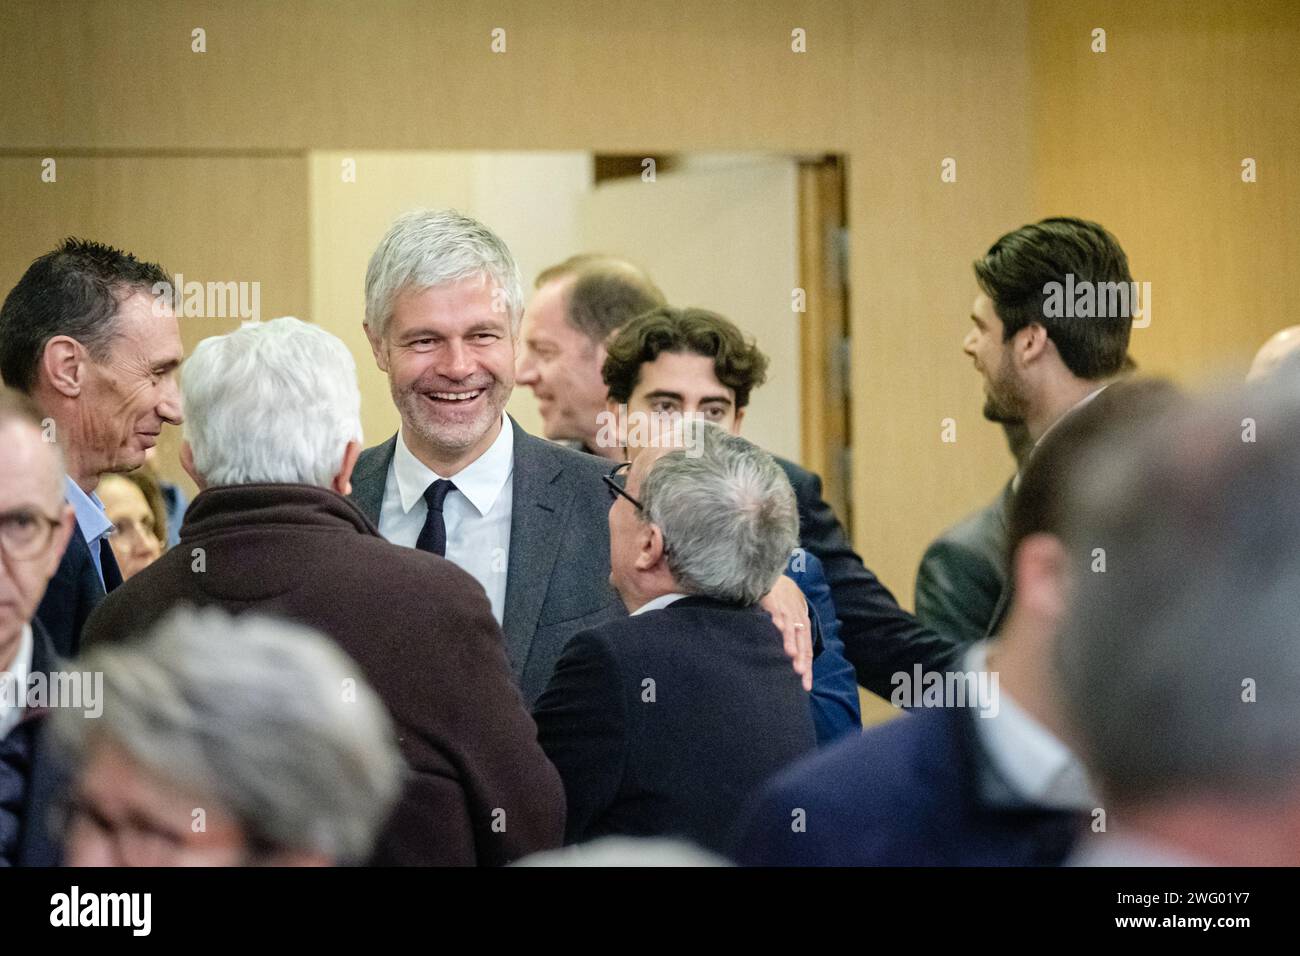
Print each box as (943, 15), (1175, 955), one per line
(55, 607), (401, 866)
(1060, 383), (1300, 866)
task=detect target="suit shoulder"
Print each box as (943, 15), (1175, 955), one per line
(765, 708), (949, 808)
(355, 434), (397, 474)
(514, 427), (611, 478)
(774, 456), (817, 493)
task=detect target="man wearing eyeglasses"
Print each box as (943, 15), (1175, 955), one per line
(534, 422), (818, 853)
(0, 387), (76, 865)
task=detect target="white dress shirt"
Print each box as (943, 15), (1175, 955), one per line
(966, 642), (1097, 811)
(378, 415), (514, 624)
(0, 624), (34, 739)
(630, 592), (690, 616)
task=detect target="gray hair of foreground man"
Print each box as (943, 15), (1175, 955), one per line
(1055, 384), (1300, 807)
(642, 421), (798, 606)
(182, 316), (363, 487)
(364, 208), (525, 339)
(52, 606), (403, 864)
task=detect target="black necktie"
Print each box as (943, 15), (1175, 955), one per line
(99, 538), (123, 593)
(415, 479), (457, 557)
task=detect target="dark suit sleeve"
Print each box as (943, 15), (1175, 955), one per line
(532, 629), (626, 845)
(788, 466), (963, 699)
(786, 557), (861, 745)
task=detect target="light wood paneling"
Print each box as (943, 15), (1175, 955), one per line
(3, 0), (1294, 625)
(0, 154), (309, 496)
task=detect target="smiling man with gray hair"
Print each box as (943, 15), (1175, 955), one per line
(82, 316), (565, 865)
(533, 420), (816, 854)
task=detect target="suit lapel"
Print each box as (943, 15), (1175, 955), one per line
(30, 619), (60, 674)
(502, 419), (570, 673)
(99, 539), (123, 593)
(349, 434), (398, 526)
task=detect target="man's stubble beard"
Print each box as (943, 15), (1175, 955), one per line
(395, 375), (514, 455)
(981, 351), (1030, 425)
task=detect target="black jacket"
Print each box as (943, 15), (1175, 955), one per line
(774, 457), (963, 697)
(533, 594), (817, 855)
(1, 620), (66, 866)
(35, 524), (120, 659)
(913, 480), (1013, 647)
(734, 700), (1084, 866)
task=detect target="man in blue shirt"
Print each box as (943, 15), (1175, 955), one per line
(0, 239), (184, 657)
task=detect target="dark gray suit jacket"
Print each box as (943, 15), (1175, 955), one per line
(350, 416), (625, 706)
(913, 479), (1014, 647)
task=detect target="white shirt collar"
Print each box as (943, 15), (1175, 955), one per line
(0, 624), (34, 738)
(966, 642), (1097, 811)
(64, 474), (114, 547)
(631, 592), (691, 616)
(392, 413), (514, 518)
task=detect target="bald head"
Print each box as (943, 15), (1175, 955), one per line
(1247, 325), (1300, 383)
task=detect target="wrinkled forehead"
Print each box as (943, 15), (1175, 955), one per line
(388, 275), (512, 335)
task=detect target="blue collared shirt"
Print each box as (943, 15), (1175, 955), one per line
(63, 476), (114, 589)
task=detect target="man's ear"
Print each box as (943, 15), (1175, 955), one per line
(607, 397), (630, 457)
(1012, 532), (1069, 623)
(634, 521), (667, 572)
(1017, 323), (1051, 366)
(180, 441), (207, 491)
(731, 407), (746, 436)
(41, 336), (86, 399)
(333, 440), (362, 496)
(363, 322), (389, 373)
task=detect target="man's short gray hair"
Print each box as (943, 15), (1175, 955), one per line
(52, 607), (403, 864)
(182, 317), (363, 487)
(1056, 383), (1300, 807)
(364, 209), (524, 339)
(640, 421), (798, 606)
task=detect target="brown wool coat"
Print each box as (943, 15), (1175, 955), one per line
(82, 483), (565, 866)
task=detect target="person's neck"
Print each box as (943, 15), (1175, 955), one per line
(0, 629), (22, 672)
(583, 435), (623, 462)
(984, 610), (1063, 739)
(39, 404), (99, 493)
(62, 444), (100, 495)
(1025, 376), (1102, 443)
(404, 415), (503, 478)
(621, 577), (683, 614)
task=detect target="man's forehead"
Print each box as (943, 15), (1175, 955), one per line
(391, 277), (508, 330)
(0, 421), (61, 502)
(638, 351), (732, 397)
(114, 289), (183, 353)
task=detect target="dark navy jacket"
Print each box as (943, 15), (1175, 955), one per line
(784, 551), (860, 745)
(732, 702), (1084, 866)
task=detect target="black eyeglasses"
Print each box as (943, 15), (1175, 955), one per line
(0, 508), (63, 561)
(602, 461), (643, 510)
